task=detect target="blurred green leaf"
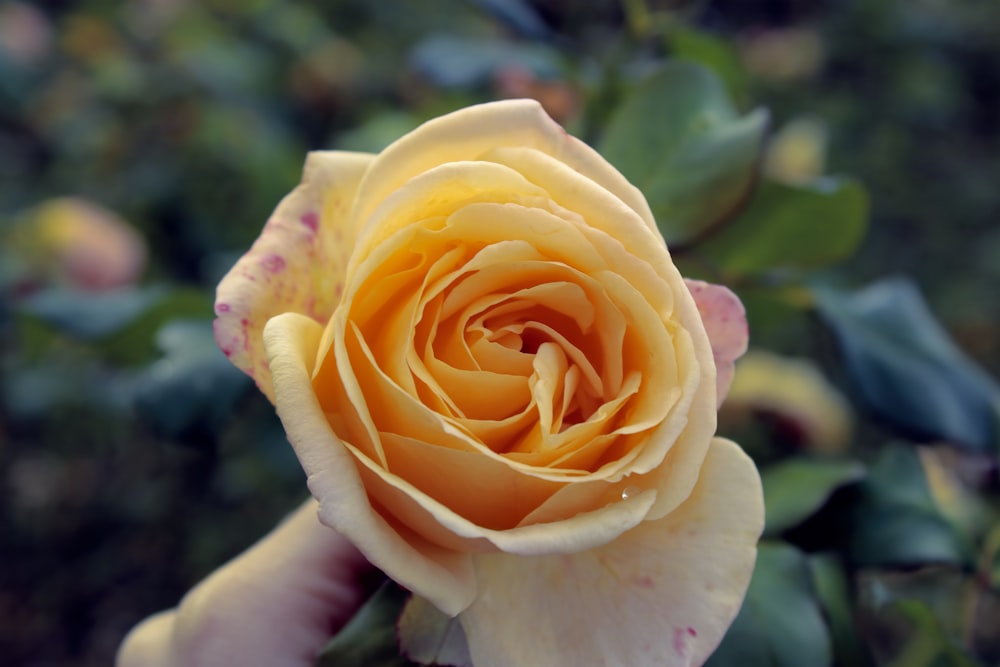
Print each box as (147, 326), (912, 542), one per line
(859, 564), (1000, 663)
(410, 33), (561, 88)
(336, 110), (422, 153)
(856, 568), (980, 667)
(984, 523), (1000, 592)
(698, 177), (868, 276)
(18, 286), (168, 340)
(665, 25), (747, 103)
(706, 542), (832, 667)
(848, 445), (972, 568)
(599, 60), (768, 245)
(398, 595), (473, 667)
(17, 284), (217, 370)
(316, 580), (416, 667)
(762, 458), (865, 536)
(879, 600), (979, 667)
(810, 554), (871, 667)
(468, 0), (551, 39)
(133, 320), (249, 438)
(816, 278), (1000, 452)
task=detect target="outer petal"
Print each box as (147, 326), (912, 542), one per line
(215, 151), (374, 402)
(263, 312), (477, 615)
(348, 99), (657, 269)
(686, 279), (748, 406)
(459, 438), (763, 667)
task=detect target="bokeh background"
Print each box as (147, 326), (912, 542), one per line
(2, 1), (999, 666)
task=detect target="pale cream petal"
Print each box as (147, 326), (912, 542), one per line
(349, 100), (656, 257)
(686, 279), (749, 406)
(460, 438), (763, 667)
(262, 312), (477, 615)
(215, 151), (374, 401)
(480, 145), (667, 267)
(346, 159), (549, 276)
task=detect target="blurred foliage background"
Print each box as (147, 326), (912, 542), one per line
(1, 1), (999, 666)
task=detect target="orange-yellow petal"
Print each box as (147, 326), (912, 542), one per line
(263, 312), (477, 615)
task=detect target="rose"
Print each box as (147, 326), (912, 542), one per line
(215, 100), (763, 667)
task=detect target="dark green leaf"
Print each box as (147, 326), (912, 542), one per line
(599, 60), (768, 245)
(860, 565), (1000, 663)
(762, 458), (865, 536)
(18, 286), (168, 340)
(398, 595), (473, 667)
(982, 523), (1000, 591)
(468, 0), (550, 39)
(857, 568), (979, 667)
(848, 445), (972, 568)
(410, 33), (560, 88)
(874, 600), (979, 667)
(698, 177), (868, 275)
(816, 278), (1000, 452)
(809, 554), (872, 667)
(666, 25), (747, 103)
(706, 542), (832, 667)
(336, 111), (422, 153)
(133, 320), (249, 438)
(316, 581), (417, 667)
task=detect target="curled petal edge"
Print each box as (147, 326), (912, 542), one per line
(215, 151), (375, 402)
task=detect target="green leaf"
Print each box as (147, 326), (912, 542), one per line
(336, 111), (422, 153)
(856, 567), (980, 667)
(18, 286), (169, 340)
(316, 581), (417, 667)
(981, 523), (1000, 591)
(848, 445), (972, 568)
(698, 177), (868, 276)
(410, 33), (560, 88)
(665, 25), (747, 103)
(706, 542), (832, 667)
(133, 320), (249, 438)
(15, 284), (215, 365)
(816, 278), (1000, 452)
(859, 565), (1000, 663)
(876, 600), (979, 667)
(762, 458), (866, 536)
(468, 0), (550, 39)
(599, 60), (768, 245)
(809, 554), (872, 667)
(398, 594), (473, 667)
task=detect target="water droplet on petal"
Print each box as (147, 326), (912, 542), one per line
(621, 486), (641, 500)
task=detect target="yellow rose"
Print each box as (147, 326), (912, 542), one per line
(215, 100), (762, 667)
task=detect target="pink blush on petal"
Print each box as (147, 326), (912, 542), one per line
(672, 627), (692, 658)
(263, 254), (286, 273)
(300, 211), (319, 231)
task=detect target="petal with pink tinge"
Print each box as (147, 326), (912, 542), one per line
(214, 151), (375, 402)
(685, 279), (748, 406)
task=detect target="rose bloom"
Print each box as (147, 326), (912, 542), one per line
(215, 100), (763, 667)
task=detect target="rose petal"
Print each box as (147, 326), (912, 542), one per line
(215, 151), (374, 402)
(263, 312), (478, 615)
(480, 145), (669, 275)
(685, 279), (749, 406)
(459, 437), (763, 667)
(347, 99), (657, 268)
